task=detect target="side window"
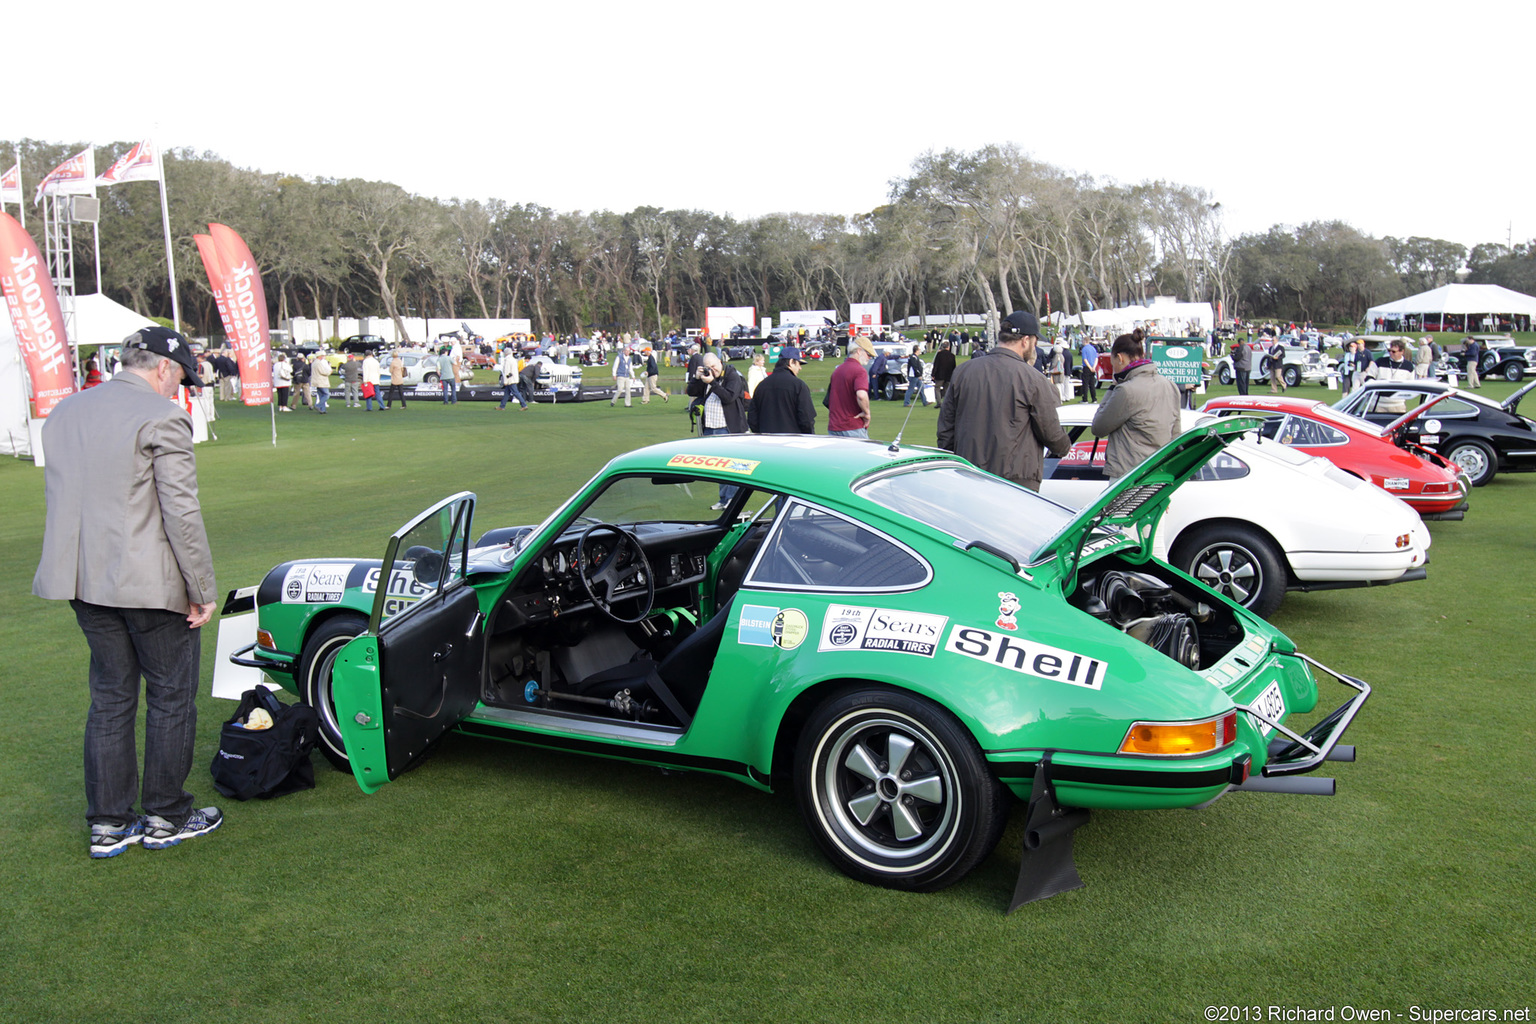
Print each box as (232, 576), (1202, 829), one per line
(746, 502), (929, 591)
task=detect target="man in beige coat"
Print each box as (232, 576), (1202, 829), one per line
(33, 327), (223, 858)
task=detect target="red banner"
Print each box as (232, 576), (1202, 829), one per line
(0, 212), (76, 417)
(196, 224), (271, 405)
(194, 234), (238, 342)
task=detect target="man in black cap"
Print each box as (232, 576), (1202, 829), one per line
(32, 326), (223, 858)
(747, 345), (816, 434)
(937, 309), (1069, 491)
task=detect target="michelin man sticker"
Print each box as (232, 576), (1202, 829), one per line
(280, 563), (349, 604)
(818, 605), (947, 657)
(737, 605), (809, 650)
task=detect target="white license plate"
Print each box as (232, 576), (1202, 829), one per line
(1419, 434), (1441, 445)
(1247, 681), (1285, 735)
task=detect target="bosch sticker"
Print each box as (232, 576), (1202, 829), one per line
(280, 563), (348, 604)
(665, 454), (760, 476)
(818, 605), (947, 657)
(944, 624), (1106, 690)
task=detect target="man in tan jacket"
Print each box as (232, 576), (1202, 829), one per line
(1091, 331), (1181, 479)
(33, 327), (223, 858)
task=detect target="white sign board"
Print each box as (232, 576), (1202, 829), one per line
(849, 303), (882, 330)
(705, 306), (756, 340)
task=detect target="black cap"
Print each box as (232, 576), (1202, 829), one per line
(125, 326), (203, 387)
(1000, 311), (1040, 339)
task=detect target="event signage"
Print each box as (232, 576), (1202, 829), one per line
(0, 213), (75, 416)
(1150, 342), (1204, 387)
(95, 141), (160, 187)
(33, 148), (95, 203)
(196, 224), (272, 405)
(849, 302), (881, 328)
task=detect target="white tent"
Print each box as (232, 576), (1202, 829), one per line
(73, 293), (159, 348)
(1365, 284), (1536, 327)
(1064, 300), (1214, 334)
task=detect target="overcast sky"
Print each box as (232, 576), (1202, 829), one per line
(8, 0), (1530, 250)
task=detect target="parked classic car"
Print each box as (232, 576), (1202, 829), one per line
(1333, 380), (1536, 486)
(1043, 406), (1431, 618)
(1213, 342), (1337, 388)
(1198, 395), (1470, 520)
(226, 431), (1367, 904)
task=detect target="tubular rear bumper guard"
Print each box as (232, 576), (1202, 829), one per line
(1242, 652), (1370, 777)
(227, 641), (297, 671)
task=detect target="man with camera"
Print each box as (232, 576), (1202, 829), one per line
(686, 352), (748, 508)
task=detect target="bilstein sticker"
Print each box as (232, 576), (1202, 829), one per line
(944, 624), (1106, 689)
(665, 454), (760, 475)
(818, 605), (947, 657)
(737, 605), (809, 650)
(281, 563), (348, 604)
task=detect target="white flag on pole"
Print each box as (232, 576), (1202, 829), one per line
(34, 147), (96, 203)
(0, 162), (21, 206)
(96, 141), (161, 187)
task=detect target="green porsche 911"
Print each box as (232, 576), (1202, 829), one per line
(226, 424), (1367, 906)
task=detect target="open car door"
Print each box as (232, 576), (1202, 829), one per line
(332, 492), (484, 794)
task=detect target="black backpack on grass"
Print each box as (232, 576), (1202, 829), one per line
(210, 688), (319, 800)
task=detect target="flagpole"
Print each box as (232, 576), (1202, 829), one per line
(155, 142), (180, 331)
(14, 145), (23, 229)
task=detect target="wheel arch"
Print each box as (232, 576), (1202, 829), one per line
(1166, 516), (1296, 581)
(767, 677), (989, 791)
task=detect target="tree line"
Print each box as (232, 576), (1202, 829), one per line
(4, 138), (1518, 340)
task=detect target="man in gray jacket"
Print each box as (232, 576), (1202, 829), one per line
(937, 310), (1069, 491)
(1091, 331), (1181, 479)
(33, 327), (223, 858)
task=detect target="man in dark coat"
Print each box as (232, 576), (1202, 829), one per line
(931, 341), (956, 404)
(937, 310), (1069, 491)
(748, 346), (816, 434)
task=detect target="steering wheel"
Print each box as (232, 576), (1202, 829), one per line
(576, 523), (655, 624)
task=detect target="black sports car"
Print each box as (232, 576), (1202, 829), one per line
(1333, 380), (1536, 486)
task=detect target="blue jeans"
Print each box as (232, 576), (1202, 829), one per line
(315, 387), (329, 412)
(443, 378), (458, 403)
(903, 382), (929, 406)
(830, 427), (868, 438)
(702, 425), (738, 503)
(71, 601), (201, 828)
(499, 381), (527, 409)
(364, 388), (381, 411)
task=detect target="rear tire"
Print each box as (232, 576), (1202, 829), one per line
(1505, 364), (1524, 382)
(424, 372), (439, 384)
(1217, 365), (1233, 386)
(1446, 439), (1497, 486)
(297, 614), (369, 770)
(1171, 524), (1287, 618)
(795, 688), (1011, 892)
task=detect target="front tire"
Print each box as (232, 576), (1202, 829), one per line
(1171, 524), (1287, 618)
(297, 614), (369, 770)
(1283, 365), (1302, 388)
(1446, 439), (1497, 486)
(795, 688), (1010, 892)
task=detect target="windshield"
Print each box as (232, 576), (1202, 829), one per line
(855, 464), (1077, 567)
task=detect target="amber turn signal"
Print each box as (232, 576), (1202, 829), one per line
(1119, 712), (1238, 756)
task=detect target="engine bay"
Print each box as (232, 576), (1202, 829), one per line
(1070, 556), (1245, 669)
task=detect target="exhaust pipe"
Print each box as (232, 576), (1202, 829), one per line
(1234, 776), (1336, 796)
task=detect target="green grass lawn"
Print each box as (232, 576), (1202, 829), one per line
(1, 366), (1532, 1024)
